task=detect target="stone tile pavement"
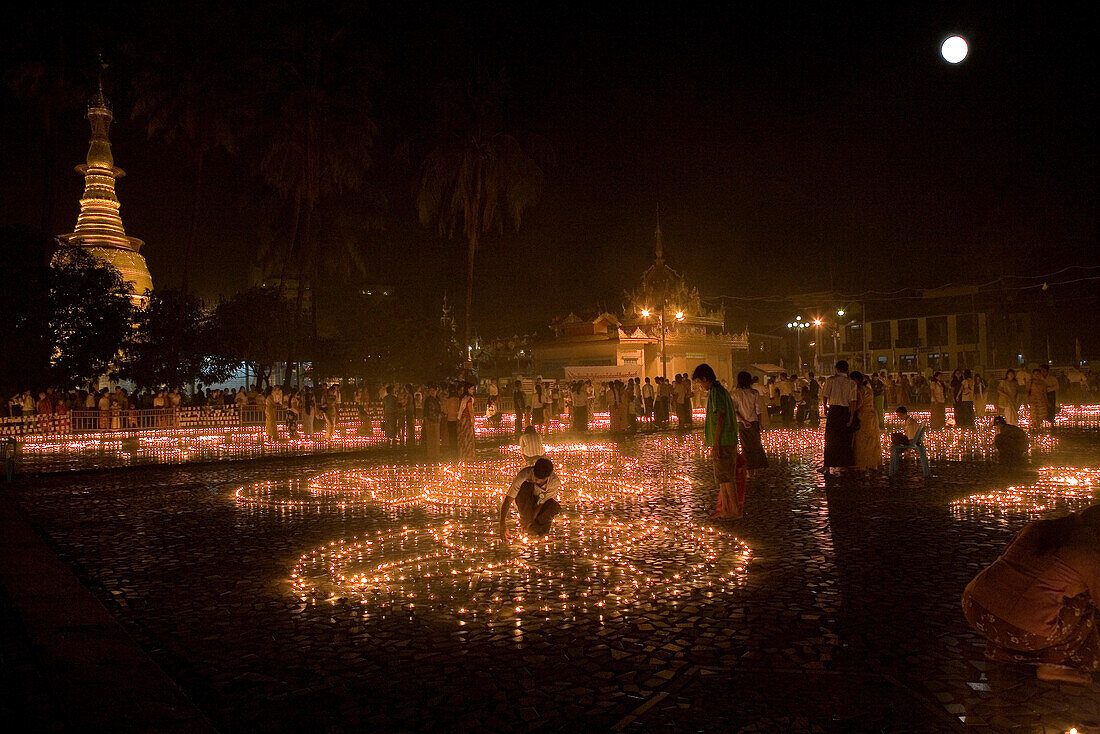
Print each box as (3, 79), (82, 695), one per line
(2, 427), (1099, 732)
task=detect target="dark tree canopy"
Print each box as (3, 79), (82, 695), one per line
(48, 247), (136, 388)
(119, 288), (235, 391)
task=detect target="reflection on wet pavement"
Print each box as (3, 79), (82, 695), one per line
(7, 427), (1100, 731)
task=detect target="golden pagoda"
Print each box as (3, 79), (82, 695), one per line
(56, 75), (153, 305)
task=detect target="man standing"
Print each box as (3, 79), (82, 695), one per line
(692, 363), (742, 519)
(423, 384), (442, 460)
(776, 372), (793, 426)
(807, 371), (821, 427)
(1040, 364), (1059, 427)
(642, 377), (655, 418)
(821, 360), (858, 475)
(499, 457), (562, 540)
(512, 380), (527, 436)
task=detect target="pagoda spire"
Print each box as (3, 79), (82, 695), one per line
(56, 58), (153, 305)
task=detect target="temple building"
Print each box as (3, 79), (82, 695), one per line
(56, 79), (153, 305)
(532, 223), (747, 385)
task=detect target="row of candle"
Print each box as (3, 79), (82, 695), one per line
(290, 515), (750, 622)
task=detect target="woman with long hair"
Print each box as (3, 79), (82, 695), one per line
(1027, 368), (1048, 429)
(263, 387), (278, 442)
(963, 504), (1100, 684)
(949, 369), (964, 426)
(974, 372), (989, 419)
(457, 382), (476, 463)
(850, 371), (882, 472)
(731, 371), (767, 474)
(929, 371), (947, 430)
(957, 369), (976, 427)
(999, 369), (1020, 426)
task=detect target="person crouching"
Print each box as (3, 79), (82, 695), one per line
(992, 416), (1029, 465)
(499, 457), (562, 541)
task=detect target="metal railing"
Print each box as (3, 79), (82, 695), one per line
(2, 397), (583, 437)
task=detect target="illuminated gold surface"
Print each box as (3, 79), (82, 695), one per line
(56, 91), (153, 302)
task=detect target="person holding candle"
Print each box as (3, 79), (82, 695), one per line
(963, 504), (1100, 684)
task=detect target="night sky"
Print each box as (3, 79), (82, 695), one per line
(2, 3), (1095, 336)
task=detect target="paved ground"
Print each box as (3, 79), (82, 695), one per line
(3, 426), (1099, 732)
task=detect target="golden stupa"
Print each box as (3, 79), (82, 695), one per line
(56, 78), (153, 304)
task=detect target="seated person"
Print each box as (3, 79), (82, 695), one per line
(992, 416), (1029, 464)
(499, 457), (561, 540)
(518, 425), (544, 465)
(889, 406), (930, 477)
(485, 397), (502, 427)
(963, 504), (1100, 684)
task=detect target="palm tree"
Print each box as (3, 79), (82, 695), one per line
(253, 18), (379, 383)
(128, 9), (242, 293)
(415, 70), (547, 352)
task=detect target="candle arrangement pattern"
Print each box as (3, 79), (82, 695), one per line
(290, 515), (750, 622)
(235, 442), (684, 512)
(950, 467), (1100, 519)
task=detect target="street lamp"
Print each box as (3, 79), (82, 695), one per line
(813, 318), (823, 372)
(642, 305), (684, 379)
(787, 317), (810, 370)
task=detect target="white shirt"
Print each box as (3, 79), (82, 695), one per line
(518, 432), (544, 462)
(930, 381), (945, 403)
(642, 382), (655, 399)
(507, 466), (560, 505)
(731, 387), (762, 423)
(822, 374), (858, 407)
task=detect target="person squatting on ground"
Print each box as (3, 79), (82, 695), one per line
(498, 457), (562, 541)
(992, 415), (1029, 465)
(963, 504), (1100, 685)
(693, 363), (744, 520)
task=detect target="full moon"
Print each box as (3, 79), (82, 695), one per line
(941, 35), (968, 64)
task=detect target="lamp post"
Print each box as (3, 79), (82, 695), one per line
(642, 306), (685, 379)
(787, 316), (810, 370)
(813, 318), (823, 372)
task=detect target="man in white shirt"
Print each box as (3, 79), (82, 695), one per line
(499, 457), (561, 540)
(821, 360), (859, 473)
(518, 425), (544, 465)
(642, 377), (655, 418)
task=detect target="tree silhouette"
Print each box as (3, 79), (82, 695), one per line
(415, 70), (546, 352)
(253, 15), (379, 382)
(128, 6), (243, 292)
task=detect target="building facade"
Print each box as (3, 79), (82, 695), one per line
(532, 225), (747, 385)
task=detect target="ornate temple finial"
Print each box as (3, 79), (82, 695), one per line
(654, 202), (663, 263)
(90, 53), (111, 110)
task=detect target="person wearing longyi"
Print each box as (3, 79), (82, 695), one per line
(821, 360), (858, 474)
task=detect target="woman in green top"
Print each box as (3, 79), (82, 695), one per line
(692, 364), (743, 519)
